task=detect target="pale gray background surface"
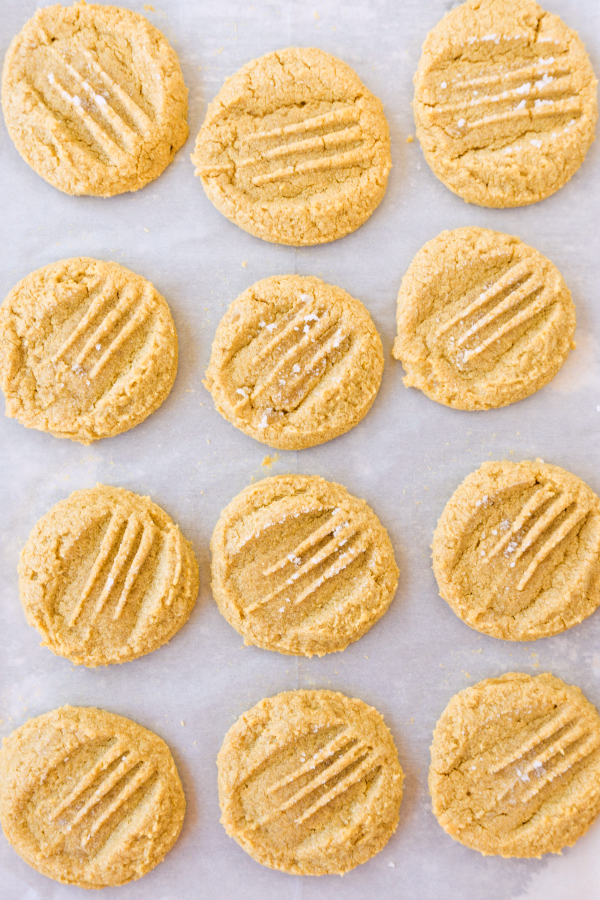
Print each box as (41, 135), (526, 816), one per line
(0, 0), (599, 897)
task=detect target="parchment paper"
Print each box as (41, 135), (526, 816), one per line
(1, 0), (600, 897)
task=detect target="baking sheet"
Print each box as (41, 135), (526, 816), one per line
(1, 0), (600, 897)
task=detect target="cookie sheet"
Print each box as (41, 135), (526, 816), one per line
(1, 0), (599, 897)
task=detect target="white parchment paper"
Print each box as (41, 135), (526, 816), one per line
(1, 0), (600, 897)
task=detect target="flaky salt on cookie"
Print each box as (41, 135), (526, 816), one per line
(218, 690), (403, 874)
(413, 0), (597, 207)
(432, 459), (600, 640)
(430, 673), (600, 856)
(211, 475), (398, 656)
(1, 2), (188, 196)
(204, 275), (384, 450)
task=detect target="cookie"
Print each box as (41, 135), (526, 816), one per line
(2, 2), (188, 196)
(413, 0), (598, 207)
(204, 275), (384, 450)
(0, 705), (185, 887)
(211, 475), (398, 657)
(430, 673), (600, 857)
(19, 485), (199, 666)
(218, 689), (403, 875)
(392, 227), (576, 410)
(191, 48), (391, 245)
(0, 258), (178, 444)
(432, 459), (600, 640)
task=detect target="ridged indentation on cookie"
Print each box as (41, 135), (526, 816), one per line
(496, 718), (599, 805)
(68, 515), (158, 627)
(28, 272), (162, 416)
(197, 105), (372, 189)
(434, 259), (556, 371)
(242, 724), (381, 830)
(54, 505), (182, 652)
(51, 278), (155, 382)
(225, 294), (352, 431)
(29, 736), (160, 859)
(435, 464), (600, 642)
(478, 481), (593, 594)
(424, 43), (580, 151)
(229, 502), (372, 636)
(446, 701), (600, 835)
(23, 40), (156, 168)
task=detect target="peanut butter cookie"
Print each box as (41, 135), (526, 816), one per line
(2, 2), (188, 196)
(0, 258), (178, 444)
(211, 475), (398, 656)
(204, 275), (384, 450)
(413, 0), (597, 206)
(432, 459), (600, 640)
(430, 673), (600, 857)
(192, 48), (391, 245)
(0, 705), (185, 887)
(218, 690), (403, 874)
(392, 228), (576, 410)
(19, 485), (199, 666)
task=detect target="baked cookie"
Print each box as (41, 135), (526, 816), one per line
(211, 475), (398, 656)
(0, 258), (178, 444)
(392, 228), (576, 410)
(0, 705), (185, 887)
(191, 48), (391, 245)
(19, 485), (199, 666)
(2, 2), (188, 196)
(204, 275), (384, 450)
(413, 0), (598, 207)
(432, 459), (600, 640)
(430, 673), (600, 857)
(218, 690), (403, 874)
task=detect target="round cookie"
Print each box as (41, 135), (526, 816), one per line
(0, 258), (178, 444)
(218, 689), (403, 875)
(204, 275), (384, 450)
(430, 673), (600, 857)
(211, 475), (398, 657)
(0, 705), (185, 887)
(392, 228), (576, 410)
(1, 2), (188, 196)
(191, 47), (392, 245)
(413, 0), (598, 207)
(19, 485), (199, 666)
(432, 459), (600, 640)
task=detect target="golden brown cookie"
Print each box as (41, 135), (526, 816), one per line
(413, 0), (598, 207)
(191, 48), (391, 245)
(211, 475), (398, 656)
(432, 459), (600, 640)
(392, 227), (576, 410)
(430, 673), (600, 857)
(204, 275), (384, 450)
(19, 485), (199, 666)
(1, 2), (188, 196)
(0, 258), (178, 444)
(218, 689), (403, 874)
(0, 705), (185, 887)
